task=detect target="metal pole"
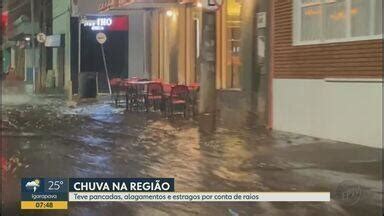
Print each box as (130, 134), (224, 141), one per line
(101, 44), (112, 95)
(198, 12), (216, 114)
(143, 12), (147, 78)
(31, 0), (36, 92)
(78, 17), (82, 94)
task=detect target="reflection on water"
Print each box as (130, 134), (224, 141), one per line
(198, 113), (216, 134)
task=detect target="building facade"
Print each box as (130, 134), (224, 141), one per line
(104, 0), (382, 148)
(3, 0), (53, 90)
(99, 0), (269, 127)
(271, 0), (382, 148)
(51, 0), (72, 93)
(4, 0), (381, 148)
(100, 1), (203, 84)
(3, 0), (37, 82)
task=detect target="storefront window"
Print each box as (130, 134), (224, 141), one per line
(351, 0), (370, 37)
(323, 0), (347, 40)
(225, 0), (242, 89)
(301, 4), (322, 41)
(294, 0), (383, 45)
(375, 0), (383, 35)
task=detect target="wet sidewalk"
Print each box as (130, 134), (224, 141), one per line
(1, 93), (382, 216)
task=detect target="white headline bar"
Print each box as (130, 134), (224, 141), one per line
(69, 192), (330, 202)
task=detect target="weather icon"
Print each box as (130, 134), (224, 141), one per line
(25, 179), (40, 192)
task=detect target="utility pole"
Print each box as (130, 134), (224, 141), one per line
(255, 0), (271, 127)
(31, 0), (36, 92)
(239, 0), (270, 127)
(198, 11), (217, 132)
(38, 0), (46, 92)
(198, 12), (216, 115)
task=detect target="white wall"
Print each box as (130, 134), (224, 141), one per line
(11, 48), (16, 68)
(52, 0), (72, 92)
(273, 78), (383, 148)
(76, 0), (105, 16)
(24, 48), (40, 83)
(24, 49), (40, 68)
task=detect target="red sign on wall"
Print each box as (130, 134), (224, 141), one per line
(108, 16), (129, 31)
(1, 11), (8, 33)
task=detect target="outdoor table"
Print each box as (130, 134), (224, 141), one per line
(126, 80), (160, 86)
(123, 80), (162, 111)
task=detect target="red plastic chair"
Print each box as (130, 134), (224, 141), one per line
(162, 83), (173, 95)
(168, 85), (190, 118)
(110, 78), (122, 87)
(145, 82), (164, 112)
(188, 83), (200, 91)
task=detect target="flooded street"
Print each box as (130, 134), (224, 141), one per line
(2, 0), (382, 214)
(1, 91), (382, 216)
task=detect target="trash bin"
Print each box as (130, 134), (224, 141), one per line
(79, 72), (98, 98)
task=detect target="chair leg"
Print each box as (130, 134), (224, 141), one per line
(133, 96), (137, 112)
(192, 102), (196, 118)
(155, 100), (161, 111)
(114, 93), (118, 107)
(170, 104), (173, 119)
(161, 100), (166, 117)
(126, 95), (129, 110)
(145, 97), (149, 112)
(154, 100), (158, 111)
(130, 97), (134, 111)
(184, 104), (187, 118)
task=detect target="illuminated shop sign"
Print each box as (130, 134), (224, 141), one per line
(82, 18), (113, 31)
(81, 16), (128, 31)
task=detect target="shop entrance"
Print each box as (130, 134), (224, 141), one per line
(80, 16), (129, 93)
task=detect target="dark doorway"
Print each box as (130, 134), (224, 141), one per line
(80, 16), (129, 93)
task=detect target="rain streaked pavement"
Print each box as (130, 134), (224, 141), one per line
(1, 84), (382, 216)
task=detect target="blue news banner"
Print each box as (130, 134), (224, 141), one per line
(21, 177), (330, 209)
(21, 178), (174, 210)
